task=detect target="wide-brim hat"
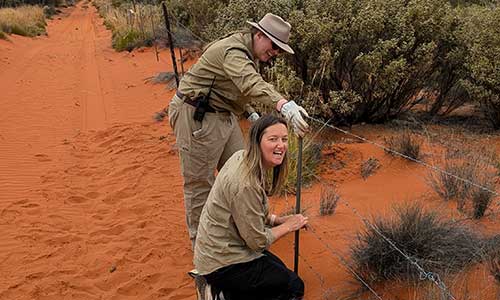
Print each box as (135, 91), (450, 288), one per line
(247, 13), (294, 54)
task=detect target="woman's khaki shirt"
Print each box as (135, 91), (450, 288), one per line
(193, 150), (275, 275)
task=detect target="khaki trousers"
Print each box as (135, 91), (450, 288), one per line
(168, 95), (244, 245)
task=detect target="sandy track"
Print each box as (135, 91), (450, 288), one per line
(0, 3), (195, 299)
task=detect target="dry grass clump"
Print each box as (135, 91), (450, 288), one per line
(93, 0), (200, 52)
(351, 202), (482, 284)
(427, 151), (496, 219)
(384, 130), (421, 160)
(0, 30), (6, 40)
(360, 157), (380, 179)
(285, 135), (322, 194)
(93, 0), (161, 51)
(0, 6), (46, 37)
(319, 186), (340, 216)
(484, 235), (500, 283)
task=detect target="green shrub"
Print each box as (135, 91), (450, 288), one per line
(42, 5), (56, 17)
(351, 202), (482, 284)
(0, 30), (6, 39)
(0, 0), (73, 8)
(166, 0), (225, 42)
(167, 0), (499, 126)
(95, 1), (183, 51)
(0, 5), (46, 37)
(202, 0), (471, 124)
(112, 28), (141, 51)
(457, 6), (500, 128)
(8, 23), (27, 35)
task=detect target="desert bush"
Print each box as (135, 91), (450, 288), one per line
(112, 28), (142, 51)
(165, 0), (225, 42)
(361, 157), (381, 179)
(290, 0), (464, 124)
(351, 202), (482, 284)
(0, 29), (6, 39)
(456, 6), (500, 128)
(42, 5), (57, 18)
(0, 5), (46, 37)
(427, 151), (496, 218)
(319, 186), (340, 216)
(201, 0), (471, 124)
(0, 0), (72, 8)
(94, 0), (161, 51)
(163, 0), (499, 125)
(384, 130), (421, 160)
(284, 135), (322, 194)
(94, 0), (201, 51)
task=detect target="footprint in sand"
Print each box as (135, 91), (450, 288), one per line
(85, 191), (100, 199)
(66, 195), (89, 204)
(34, 153), (51, 162)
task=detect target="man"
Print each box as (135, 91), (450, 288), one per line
(168, 13), (309, 247)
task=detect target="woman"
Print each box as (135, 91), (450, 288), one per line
(193, 114), (308, 300)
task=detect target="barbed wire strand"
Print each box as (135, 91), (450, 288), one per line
(306, 114), (500, 220)
(307, 115), (499, 198)
(305, 168), (458, 300)
(297, 253), (332, 300)
(281, 206), (383, 300)
(167, 10), (209, 44)
(306, 224), (384, 300)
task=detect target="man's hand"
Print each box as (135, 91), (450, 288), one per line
(247, 112), (260, 123)
(280, 100), (309, 137)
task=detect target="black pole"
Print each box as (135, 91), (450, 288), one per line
(294, 137), (303, 274)
(161, 2), (179, 87)
(149, 5), (159, 62)
(179, 49), (185, 75)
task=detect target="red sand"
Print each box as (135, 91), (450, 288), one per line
(1, 3), (499, 300)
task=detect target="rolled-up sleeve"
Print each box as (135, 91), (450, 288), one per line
(231, 185), (275, 251)
(223, 49), (282, 106)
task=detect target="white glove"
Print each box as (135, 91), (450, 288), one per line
(280, 101), (309, 137)
(247, 112), (260, 123)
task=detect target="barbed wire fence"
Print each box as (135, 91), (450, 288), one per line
(283, 115), (500, 300)
(155, 6), (498, 299)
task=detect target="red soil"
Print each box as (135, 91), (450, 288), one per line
(1, 3), (499, 300)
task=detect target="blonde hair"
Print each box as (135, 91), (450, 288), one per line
(244, 114), (288, 195)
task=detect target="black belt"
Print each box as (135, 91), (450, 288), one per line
(176, 90), (216, 113)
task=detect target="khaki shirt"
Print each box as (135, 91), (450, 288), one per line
(193, 150), (275, 275)
(178, 32), (283, 116)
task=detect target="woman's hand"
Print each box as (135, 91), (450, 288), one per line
(283, 214), (308, 232)
(270, 214), (309, 243)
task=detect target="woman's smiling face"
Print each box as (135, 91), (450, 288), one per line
(260, 123), (288, 170)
